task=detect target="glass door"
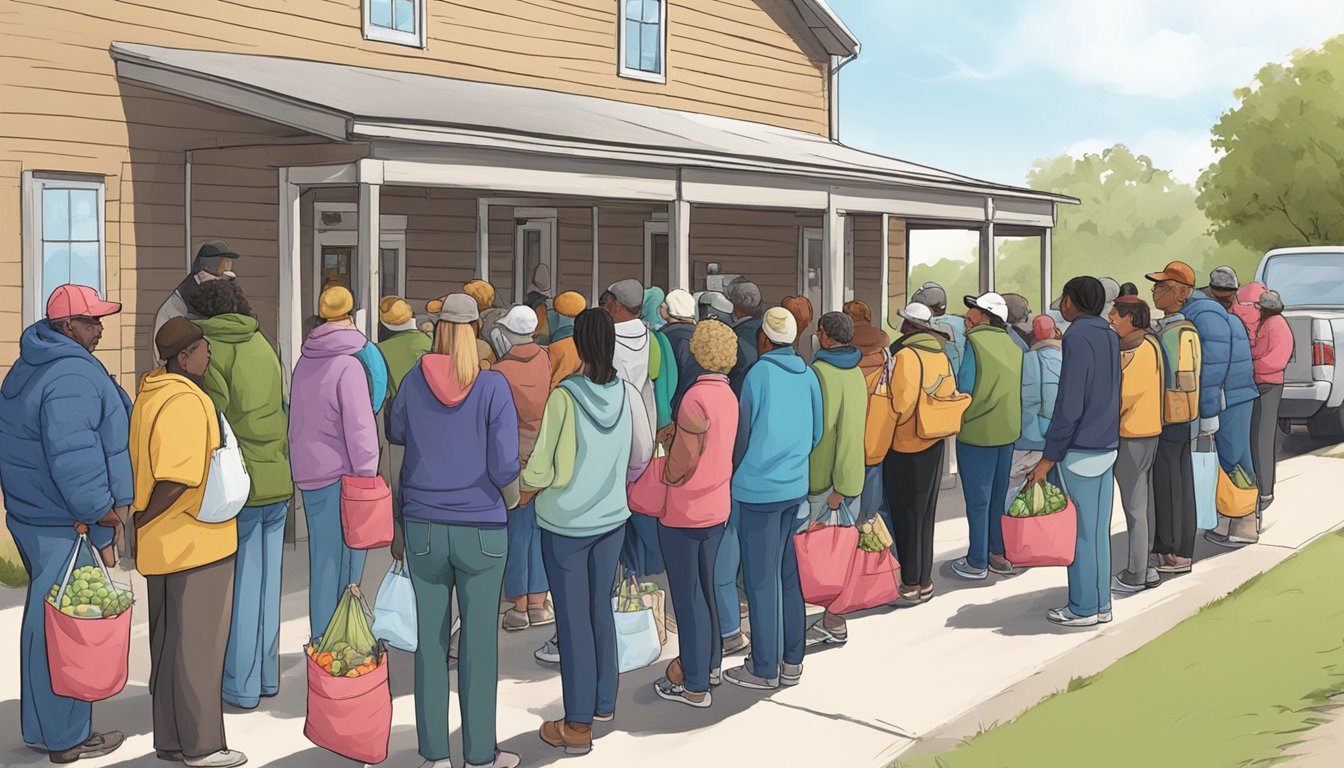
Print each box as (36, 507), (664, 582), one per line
(799, 227), (824, 360)
(516, 217), (556, 303)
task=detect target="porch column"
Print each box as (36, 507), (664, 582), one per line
(476, 199), (490, 281)
(591, 206), (601, 303)
(979, 197), (996, 293)
(277, 168), (302, 384)
(359, 181), (382, 340)
(823, 196), (845, 313)
(668, 197), (690, 292)
(1040, 227), (1053, 309)
(879, 213), (890, 331)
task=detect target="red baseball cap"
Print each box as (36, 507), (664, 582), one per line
(46, 284), (121, 321)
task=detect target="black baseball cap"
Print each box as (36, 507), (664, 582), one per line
(195, 240), (239, 261)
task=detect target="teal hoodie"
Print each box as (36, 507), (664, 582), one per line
(524, 376), (652, 537)
(732, 348), (823, 504)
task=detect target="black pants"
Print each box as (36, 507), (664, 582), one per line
(1152, 423), (1196, 558)
(1251, 383), (1283, 500)
(882, 441), (945, 587)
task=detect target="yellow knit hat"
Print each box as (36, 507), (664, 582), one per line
(380, 297), (416, 331)
(319, 285), (354, 320)
(555, 291), (586, 317)
(426, 296), (446, 315)
(380, 295), (401, 314)
(463, 280), (495, 313)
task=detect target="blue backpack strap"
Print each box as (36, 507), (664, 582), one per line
(352, 342), (390, 414)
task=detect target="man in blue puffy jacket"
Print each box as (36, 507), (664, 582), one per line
(0, 284), (133, 763)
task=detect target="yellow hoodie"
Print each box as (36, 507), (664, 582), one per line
(130, 368), (236, 576)
(1119, 335), (1164, 439)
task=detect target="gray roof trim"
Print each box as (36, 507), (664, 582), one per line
(792, 0), (862, 57)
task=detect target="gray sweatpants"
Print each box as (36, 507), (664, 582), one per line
(1115, 436), (1159, 580)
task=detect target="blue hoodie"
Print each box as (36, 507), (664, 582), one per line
(389, 356), (519, 526)
(0, 322), (134, 548)
(1017, 340), (1063, 452)
(1043, 315), (1121, 463)
(732, 347), (824, 504)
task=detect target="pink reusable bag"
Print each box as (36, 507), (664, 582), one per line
(304, 650), (392, 764)
(44, 534), (132, 702)
(340, 475), (393, 549)
(792, 522), (859, 607)
(1002, 499), (1078, 567)
(828, 547), (901, 615)
(627, 455), (669, 518)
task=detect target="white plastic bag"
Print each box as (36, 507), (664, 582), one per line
(198, 414), (249, 523)
(371, 561), (418, 652)
(612, 597), (660, 673)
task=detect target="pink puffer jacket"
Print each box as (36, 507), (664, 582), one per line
(1238, 283), (1292, 385)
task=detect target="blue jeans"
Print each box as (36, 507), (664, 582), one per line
(1060, 454), (1118, 617)
(658, 523), (724, 693)
(6, 518), (95, 752)
(713, 500), (744, 638)
(540, 526), (623, 724)
(957, 442), (1014, 569)
(223, 501), (287, 708)
(739, 498), (807, 680)
(303, 483), (367, 638)
(862, 464), (892, 553)
(504, 499), (547, 599)
(1215, 400), (1257, 484)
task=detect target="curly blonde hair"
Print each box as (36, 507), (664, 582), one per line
(689, 319), (739, 374)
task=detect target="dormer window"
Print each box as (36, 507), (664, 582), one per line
(619, 0), (667, 83)
(364, 0), (425, 48)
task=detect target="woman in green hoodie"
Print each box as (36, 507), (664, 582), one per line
(523, 309), (652, 756)
(188, 280), (293, 710)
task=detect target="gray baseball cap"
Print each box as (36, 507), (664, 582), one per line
(915, 281), (948, 307)
(605, 278), (644, 311)
(1256, 289), (1284, 312)
(437, 293), (479, 323)
(725, 279), (762, 313)
(1209, 266), (1240, 291)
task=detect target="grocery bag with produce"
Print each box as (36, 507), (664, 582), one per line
(828, 516), (901, 615)
(793, 518), (858, 606)
(612, 575), (661, 673)
(371, 561), (418, 653)
(1215, 464), (1258, 519)
(304, 584), (391, 765)
(1002, 481), (1077, 567)
(43, 533), (134, 701)
(616, 571), (667, 645)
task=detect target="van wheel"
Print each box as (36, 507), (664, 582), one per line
(1307, 407), (1344, 440)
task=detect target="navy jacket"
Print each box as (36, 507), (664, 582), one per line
(1182, 292), (1258, 417)
(661, 322), (704, 417)
(1043, 315), (1121, 463)
(0, 322), (134, 548)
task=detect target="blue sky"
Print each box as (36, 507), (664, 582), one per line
(827, 0), (1344, 187)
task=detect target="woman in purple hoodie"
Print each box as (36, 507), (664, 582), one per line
(389, 293), (521, 768)
(288, 286), (380, 639)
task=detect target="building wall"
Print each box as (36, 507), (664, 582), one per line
(690, 206), (822, 308)
(887, 217), (909, 329)
(852, 214), (884, 322)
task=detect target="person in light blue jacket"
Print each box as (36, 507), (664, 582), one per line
(1008, 315), (1064, 504)
(723, 307), (823, 692)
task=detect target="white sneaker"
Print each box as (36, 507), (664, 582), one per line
(951, 557), (988, 581)
(419, 760), (453, 768)
(1046, 607), (1099, 627)
(184, 750), (247, 768)
(465, 750), (522, 768)
(534, 636), (560, 664)
(780, 661), (803, 687)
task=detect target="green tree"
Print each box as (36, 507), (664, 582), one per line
(1198, 35), (1344, 251)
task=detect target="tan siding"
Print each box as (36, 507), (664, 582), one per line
(886, 217), (908, 329)
(387, 187), (478, 309)
(851, 214), (883, 322)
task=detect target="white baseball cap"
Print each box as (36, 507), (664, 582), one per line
(963, 291), (1009, 323)
(498, 304), (538, 335)
(664, 289), (696, 320)
(898, 301), (937, 331)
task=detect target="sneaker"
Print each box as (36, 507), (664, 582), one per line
(49, 732), (125, 764)
(920, 582), (935, 601)
(723, 663), (779, 690)
(1144, 567), (1161, 589)
(1228, 515), (1260, 545)
(419, 760), (453, 768)
(654, 678), (712, 708)
(780, 661), (803, 687)
(528, 600), (556, 627)
(1097, 609), (1113, 624)
(1046, 607), (1099, 627)
(710, 667), (722, 686)
(721, 631), (751, 656)
(501, 609), (530, 632)
(988, 555), (1017, 576)
(895, 585), (922, 606)
(951, 557), (988, 581)
(1156, 555), (1192, 574)
(499, 600), (516, 616)
(1204, 531), (1246, 550)
(593, 712), (614, 723)
(465, 750), (521, 768)
(534, 636), (560, 665)
(183, 750), (248, 768)
(1110, 572), (1146, 594)
(539, 719), (592, 756)
(804, 624), (832, 648)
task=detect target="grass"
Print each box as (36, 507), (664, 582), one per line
(896, 528), (1344, 768)
(1, 534), (28, 588)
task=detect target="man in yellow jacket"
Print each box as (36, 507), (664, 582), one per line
(131, 318), (246, 768)
(1110, 296), (1164, 593)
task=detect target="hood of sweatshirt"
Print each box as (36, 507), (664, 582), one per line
(614, 318), (649, 353)
(137, 366), (201, 400)
(756, 347), (808, 374)
(560, 376), (627, 431)
(901, 332), (946, 354)
(301, 323), (367, 359)
(1237, 282), (1267, 305)
(420, 355), (475, 406)
(814, 345), (862, 369)
(194, 313), (259, 345)
(3, 322), (105, 398)
(501, 342), (544, 364)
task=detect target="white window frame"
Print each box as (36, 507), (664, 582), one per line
(643, 213), (669, 287)
(363, 0), (427, 49)
(514, 208), (558, 304)
(618, 0), (668, 84)
(312, 202), (407, 314)
(21, 172), (106, 327)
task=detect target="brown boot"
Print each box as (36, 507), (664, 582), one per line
(539, 719), (592, 755)
(1228, 514), (1260, 545)
(664, 657), (684, 686)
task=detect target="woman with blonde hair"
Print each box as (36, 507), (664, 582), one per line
(388, 293), (522, 768)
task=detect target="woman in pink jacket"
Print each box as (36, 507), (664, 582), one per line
(1239, 284), (1293, 512)
(652, 319), (739, 709)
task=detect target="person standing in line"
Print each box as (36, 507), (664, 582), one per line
(802, 312), (867, 644)
(0, 284), (132, 764)
(132, 318), (246, 768)
(289, 286), (381, 638)
(653, 319), (740, 708)
(843, 300), (891, 379)
(1006, 315), (1063, 519)
(950, 292), (1024, 581)
(376, 295), (431, 557)
(389, 294), (522, 768)
(188, 280), (294, 711)
(638, 287), (679, 439)
(723, 308), (823, 691)
(490, 306), (556, 632)
(912, 282), (966, 375)
(1108, 296), (1164, 593)
(1236, 284), (1291, 514)
(659, 288), (703, 416)
(524, 309), (652, 756)
(1003, 293), (1034, 352)
(153, 240), (238, 342)
(548, 291), (587, 389)
(1146, 262), (1203, 575)
(724, 280), (763, 392)
(880, 303), (956, 603)
(642, 287), (667, 332)
(460, 281), (501, 369)
(1026, 278), (1121, 627)
(780, 295), (816, 360)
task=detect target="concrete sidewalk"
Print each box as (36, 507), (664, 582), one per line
(2, 451), (1341, 768)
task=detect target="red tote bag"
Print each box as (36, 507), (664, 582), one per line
(340, 474), (394, 550)
(44, 534), (132, 702)
(1002, 501), (1077, 567)
(627, 452), (668, 518)
(792, 522), (859, 607)
(828, 547), (901, 615)
(304, 650), (392, 764)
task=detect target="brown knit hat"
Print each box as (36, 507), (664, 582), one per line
(156, 316), (205, 362)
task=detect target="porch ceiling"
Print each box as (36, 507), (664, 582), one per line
(110, 42), (1075, 209)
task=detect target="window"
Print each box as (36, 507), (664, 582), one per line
(620, 0), (667, 83)
(644, 216), (669, 288)
(21, 173), (105, 325)
(364, 0), (425, 48)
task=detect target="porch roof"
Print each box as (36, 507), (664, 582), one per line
(111, 43), (1074, 208)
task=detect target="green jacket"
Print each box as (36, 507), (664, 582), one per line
(957, 324), (1024, 447)
(193, 314), (294, 506)
(377, 329), (431, 406)
(808, 347), (868, 497)
(650, 329), (678, 429)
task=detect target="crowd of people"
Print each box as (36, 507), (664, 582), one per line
(0, 238), (1295, 766)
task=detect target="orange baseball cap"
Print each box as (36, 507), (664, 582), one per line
(46, 284), (121, 320)
(1145, 261), (1196, 287)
